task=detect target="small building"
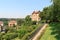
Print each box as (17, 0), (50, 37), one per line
(0, 21), (3, 26)
(0, 21), (3, 32)
(31, 11), (41, 21)
(8, 20), (17, 27)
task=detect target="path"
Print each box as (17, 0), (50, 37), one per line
(32, 24), (48, 40)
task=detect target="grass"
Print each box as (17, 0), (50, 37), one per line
(40, 22), (60, 40)
(40, 26), (56, 40)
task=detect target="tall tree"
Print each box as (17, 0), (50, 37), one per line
(52, 0), (60, 22)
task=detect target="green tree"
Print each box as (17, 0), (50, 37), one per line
(17, 19), (24, 26)
(25, 15), (32, 25)
(40, 7), (52, 23)
(52, 0), (60, 22)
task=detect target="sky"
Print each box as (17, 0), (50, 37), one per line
(0, 0), (52, 18)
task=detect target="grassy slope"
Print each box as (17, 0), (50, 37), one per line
(40, 24), (57, 40)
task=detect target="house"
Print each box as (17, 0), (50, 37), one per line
(8, 20), (17, 27)
(0, 21), (3, 32)
(31, 11), (41, 21)
(0, 21), (3, 26)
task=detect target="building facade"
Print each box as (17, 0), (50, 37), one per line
(31, 11), (41, 21)
(0, 21), (3, 32)
(8, 20), (17, 27)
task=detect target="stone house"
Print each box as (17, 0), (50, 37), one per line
(8, 20), (17, 27)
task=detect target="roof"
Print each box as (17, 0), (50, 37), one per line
(0, 21), (3, 24)
(9, 20), (17, 24)
(32, 11), (40, 14)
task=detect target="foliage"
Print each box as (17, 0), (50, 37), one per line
(17, 25), (37, 39)
(3, 33), (18, 40)
(21, 25), (40, 40)
(52, 0), (60, 22)
(24, 15), (32, 26)
(32, 21), (37, 25)
(39, 6), (53, 23)
(40, 23), (60, 40)
(40, 25), (57, 40)
(17, 19), (25, 26)
(39, 0), (60, 22)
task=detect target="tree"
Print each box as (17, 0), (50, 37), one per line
(25, 15), (32, 25)
(40, 7), (52, 23)
(39, 0), (60, 22)
(17, 19), (24, 26)
(52, 0), (60, 22)
(0, 18), (8, 25)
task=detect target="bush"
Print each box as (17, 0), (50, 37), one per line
(2, 33), (18, 40)
(32, 21), (37, 25)
(21, 25), (40, 40)
(18, 29), (27, 39)
(0, 33), (3, 40)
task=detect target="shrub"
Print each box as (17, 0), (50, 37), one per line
(18, 29), (27, 39)
(2, 33), (18, 40)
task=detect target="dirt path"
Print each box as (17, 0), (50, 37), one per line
(32, 24), (48, 40)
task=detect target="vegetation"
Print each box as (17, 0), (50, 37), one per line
(39, 0), (60, 23)
(0, 24), (41, 40)
(0, 0), (60, 40)
(17, 18), (25, 26)
(39, 0), (60, 40)
(0, 15), (41, 40)
(40, 23), (60, 40)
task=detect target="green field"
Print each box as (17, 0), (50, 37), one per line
(40, 23), (60, 40)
